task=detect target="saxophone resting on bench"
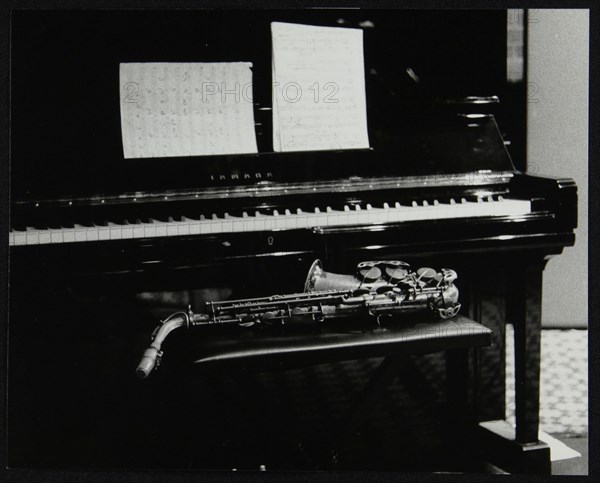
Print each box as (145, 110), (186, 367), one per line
(135, 260), (461, 379)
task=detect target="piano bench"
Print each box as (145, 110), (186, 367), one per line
(181, 316), (492, 470)
(188, 315), (492, 370)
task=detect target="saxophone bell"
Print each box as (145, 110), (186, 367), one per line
(304, 259), (364, 292)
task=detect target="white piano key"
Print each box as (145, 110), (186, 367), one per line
(198, 219), (209, 234)
(74, 227), (87, 242)
(47, 229), (63, 243)
(155, 223), (167, 238)
(339, 209), (351, 226)
(203, 220), (214, 234)
(346, 208), (358, 222)
(26, 230), (40, 245)
(430, 200), (442, 218)
(293, 209), (307, 229)
(14, 232), (27, 245)
(230, 215), (245, 233)
(177, 223), (190, 236)
(220, 213), (232, 233)
(446, 198), (458, 218)
(327, 209), (343, 226)
(347, 207), (359, 224)
(255, 218), (267, 231)
(505, 199), (531, 215)
(436, 200), (458, 218)
(273, 210), (287, 230)
(276, 215), (290, 230)
(251, 211), (263, 230)
(315, 208), (328, 226)
(98, 226), (110, 241)
(133, 225), (145, 238)
(285, 212), (298, 229)
(143, 224), (157, 238)
(87, 228), (99, 241)
(242, 212), (254, 232)
(501, 200), (518, 216)
(25, 227), (39, 240)
(167, 222), (179, 237)
(221, 217), (236, 233)
(399, 204), (418, 222)
(263, 215), (275, 231)
(357, 207), (370, 224)
(461, 199), (472, 217)
(210, 214), (224, 234)
(419, 200), (436, 219)
(39, 231), (52, 244)
(373, 207), (389, 223)
(63, 228), (76, 243)
(105, 223), (119, 240)
(121, 225), (134, 239)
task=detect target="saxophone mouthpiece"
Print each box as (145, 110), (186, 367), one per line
(136, 347), (161, 379)
(135, 312), (188, 379)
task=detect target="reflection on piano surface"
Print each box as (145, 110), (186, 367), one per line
(11, 186), (532, 246)
(8, 9), (577, 473)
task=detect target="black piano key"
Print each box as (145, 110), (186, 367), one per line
(75, 220), (95, 228)
(11, 221), (27, 232)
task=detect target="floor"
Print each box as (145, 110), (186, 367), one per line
(506, 326), (588, 475)
(551, 435), (588, 475)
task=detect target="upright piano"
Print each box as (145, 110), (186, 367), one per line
(8, 9), (577, 472)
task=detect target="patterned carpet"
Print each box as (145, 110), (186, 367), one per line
(506, 326), (588, 435)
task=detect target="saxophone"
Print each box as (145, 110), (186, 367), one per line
(136, 260), (461, 379)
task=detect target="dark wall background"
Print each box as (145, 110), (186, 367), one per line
(11, 10), (511, 199)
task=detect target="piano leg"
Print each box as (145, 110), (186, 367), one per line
(478, 259), (551, 474)
(512, 261), (545, 445)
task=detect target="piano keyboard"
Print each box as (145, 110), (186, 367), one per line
(9, 197), (531, 246)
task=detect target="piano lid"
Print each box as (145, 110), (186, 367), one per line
(10, 9), (511, 202)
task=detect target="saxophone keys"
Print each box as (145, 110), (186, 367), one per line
(358, 265), (382, 282)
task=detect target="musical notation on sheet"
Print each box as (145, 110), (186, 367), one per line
(271, 22), (370, 152)
(120, 62), (258, 159)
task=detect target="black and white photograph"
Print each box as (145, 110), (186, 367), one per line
(1, 3), (591, 479)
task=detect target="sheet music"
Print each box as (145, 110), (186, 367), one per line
(120, 62), (257, 159)
(271, 22), (370, 152)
